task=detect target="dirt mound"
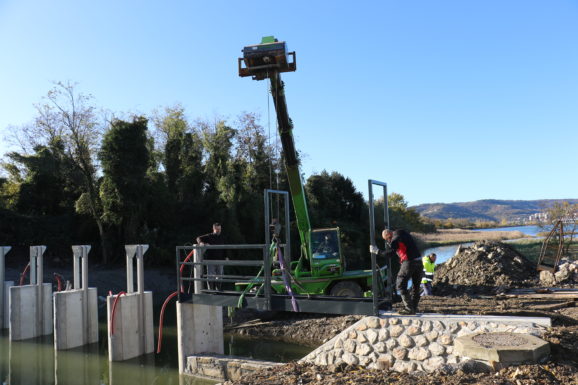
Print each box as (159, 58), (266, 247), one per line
(433, 241), (538, 295)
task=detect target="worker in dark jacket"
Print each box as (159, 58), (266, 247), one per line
(196, 222), (224, 290)
(370, 228), (423, 314)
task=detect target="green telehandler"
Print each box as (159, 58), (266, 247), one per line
(237, 36), (390, 299)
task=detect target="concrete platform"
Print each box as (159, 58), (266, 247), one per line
(9, 283), (53, 340)
(54, 288), (99, 350)
(454, 332), (550, 363)
(177, 302), (224, 373)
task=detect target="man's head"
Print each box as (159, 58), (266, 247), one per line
(381, 229), (393, 243)
(429, 253), (437, 263)
(212, 222), (222, 235)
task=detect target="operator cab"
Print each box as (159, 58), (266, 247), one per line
(310, 228), (343, 277)
(239, 36), (296, 80)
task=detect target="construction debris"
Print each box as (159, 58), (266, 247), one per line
(539, 259), (578, 286)
(433, 241), (538, 295)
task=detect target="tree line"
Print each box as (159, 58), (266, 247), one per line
(0, 82), (432, 266)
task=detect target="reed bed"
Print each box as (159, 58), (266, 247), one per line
(414, 228), (528, 247)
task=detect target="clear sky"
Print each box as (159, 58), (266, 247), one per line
(1, 1), (576, 206)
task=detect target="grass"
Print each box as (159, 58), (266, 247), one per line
(508, 238), (543, 264)
(509, 239), (578, 264)
(414, 229), (529, 247)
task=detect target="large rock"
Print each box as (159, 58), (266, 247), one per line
(539, 270), (556, 286)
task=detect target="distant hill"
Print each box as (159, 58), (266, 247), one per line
(412, 199), (578, 223)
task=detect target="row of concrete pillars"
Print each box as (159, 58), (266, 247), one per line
(1, 244), (154, 362)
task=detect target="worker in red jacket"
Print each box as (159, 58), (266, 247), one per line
(371, 228), (423, 315)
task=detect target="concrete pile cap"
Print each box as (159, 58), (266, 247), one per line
(454, 332), (550, 363)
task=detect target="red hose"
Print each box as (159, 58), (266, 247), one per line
(19, 263), (30, 286)
(157, 249), (193, 353)
(109, 291), (127, 336)
(156, 291), (179, 353)
(53, 273), (64, 292)
(179, 249), (195, 293)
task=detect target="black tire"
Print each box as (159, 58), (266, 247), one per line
(329, 281), (363, 297)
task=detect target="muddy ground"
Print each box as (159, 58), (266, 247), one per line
(223, 241), (578, 385)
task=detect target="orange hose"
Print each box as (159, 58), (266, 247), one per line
(19, 263), (30, 286)
(156, 291), (179, 353)
(109, 291), (127, 336)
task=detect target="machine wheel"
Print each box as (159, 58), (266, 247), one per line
(329, 281), (363, 297)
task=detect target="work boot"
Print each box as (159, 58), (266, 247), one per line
(412, 295), (420, 314)
(399, 293), (415, 315)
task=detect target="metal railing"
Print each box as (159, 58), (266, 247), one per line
(176, 243), (277, 309)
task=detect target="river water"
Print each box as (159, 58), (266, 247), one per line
(422, 225), (544, 265)
(0, 311), (311, 385)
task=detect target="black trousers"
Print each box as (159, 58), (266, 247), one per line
(396, 259), (423, 299)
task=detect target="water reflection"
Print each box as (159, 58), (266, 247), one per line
(0, 328), (215, 385)
(0, 322), (312, 385)
(55, 344), (101, 385)
(8, 336), (54, 385)
(225, 334), (312, 362)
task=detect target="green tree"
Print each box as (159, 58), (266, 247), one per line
(306, 171), (367, 268)
(6, 82), (109, 261)
(99, 117), (151, 249)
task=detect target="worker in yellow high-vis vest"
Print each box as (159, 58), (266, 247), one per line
(421, 253), (436, 296)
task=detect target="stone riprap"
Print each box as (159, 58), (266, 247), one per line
(300, 315), (549, 373)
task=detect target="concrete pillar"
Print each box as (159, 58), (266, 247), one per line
(177, 302), (223, 374)
(9, 245), (53, 340)
(107, 244), (153, 361)
(1, 246), (12, 329)
(53, 245), (99, 350)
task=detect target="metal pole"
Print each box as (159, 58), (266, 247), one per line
(264, 189), (271, 250)
(367, 181), (378, 315)
(0, 246), (11, 329)
(284, 192), (291, 264)
(263, 245), (271, 311)
(193, 248), (203, 294)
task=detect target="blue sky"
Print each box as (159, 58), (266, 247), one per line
(0, 1), (576, 206)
